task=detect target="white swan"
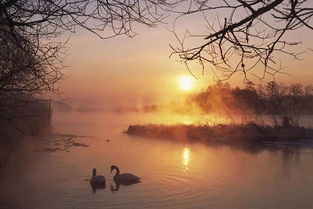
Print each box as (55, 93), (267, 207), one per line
(111, 165), (141, 184)
(90, 168), (106, 187)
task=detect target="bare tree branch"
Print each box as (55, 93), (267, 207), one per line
(170, 0), (313, 81)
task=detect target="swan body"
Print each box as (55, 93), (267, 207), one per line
(90, 168), (106, 187)
(111, 165), (141, 184)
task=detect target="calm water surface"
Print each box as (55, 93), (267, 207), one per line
(1, 112), (313, 209)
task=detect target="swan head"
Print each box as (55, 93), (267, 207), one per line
(110, 165), (117, 172)
(111, 165), (120, 175)
(92, 168), (97, 177)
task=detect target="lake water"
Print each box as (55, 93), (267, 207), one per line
(1, 112), (313, 209)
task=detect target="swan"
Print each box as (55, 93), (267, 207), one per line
(90, 168), (106, 187)
(111, 165), (141, 184)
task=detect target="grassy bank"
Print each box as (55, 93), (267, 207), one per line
(125, 123), (313, 145)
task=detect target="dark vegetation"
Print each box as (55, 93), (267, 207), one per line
(126, 123), (313, 143)
(126, 123), (313, 156)
(123, 81), (313, 128)
(0, 96), (51, 137)
(0, 95), (51, 177)
(189, 81), (313, 127)
(126, 81), (313, 146)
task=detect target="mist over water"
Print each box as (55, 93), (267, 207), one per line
(1, 111), (313, 209)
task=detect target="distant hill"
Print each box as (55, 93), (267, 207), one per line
(52, 100), (72, 112)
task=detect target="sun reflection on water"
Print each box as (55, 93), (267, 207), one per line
(182, 147), (190, 171)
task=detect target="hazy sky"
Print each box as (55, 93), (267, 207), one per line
(58, 7), (313, 109)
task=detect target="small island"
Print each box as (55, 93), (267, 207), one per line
(125, 123), (313, 146)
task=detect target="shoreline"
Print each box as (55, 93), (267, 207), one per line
(125, 123), (313, 147)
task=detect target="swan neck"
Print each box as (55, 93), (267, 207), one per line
(114, 167), (120, 177)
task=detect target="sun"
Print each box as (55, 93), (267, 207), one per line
(179, 76), (193, 91)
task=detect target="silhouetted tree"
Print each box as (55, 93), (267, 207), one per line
(170, 0), (313, 81)
(264, 81), (288, 126)
(0, 0), (173, 96)
(0, 0), (176, 137)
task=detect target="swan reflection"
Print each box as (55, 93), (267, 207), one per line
(91, 183), (106, 194)
(110, 181), (120, 193)
(110, 180), (140, 193)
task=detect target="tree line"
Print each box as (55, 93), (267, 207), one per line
(190, 81), (313, 127)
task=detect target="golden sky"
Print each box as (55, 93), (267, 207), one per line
(59, 14), (313, 108)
